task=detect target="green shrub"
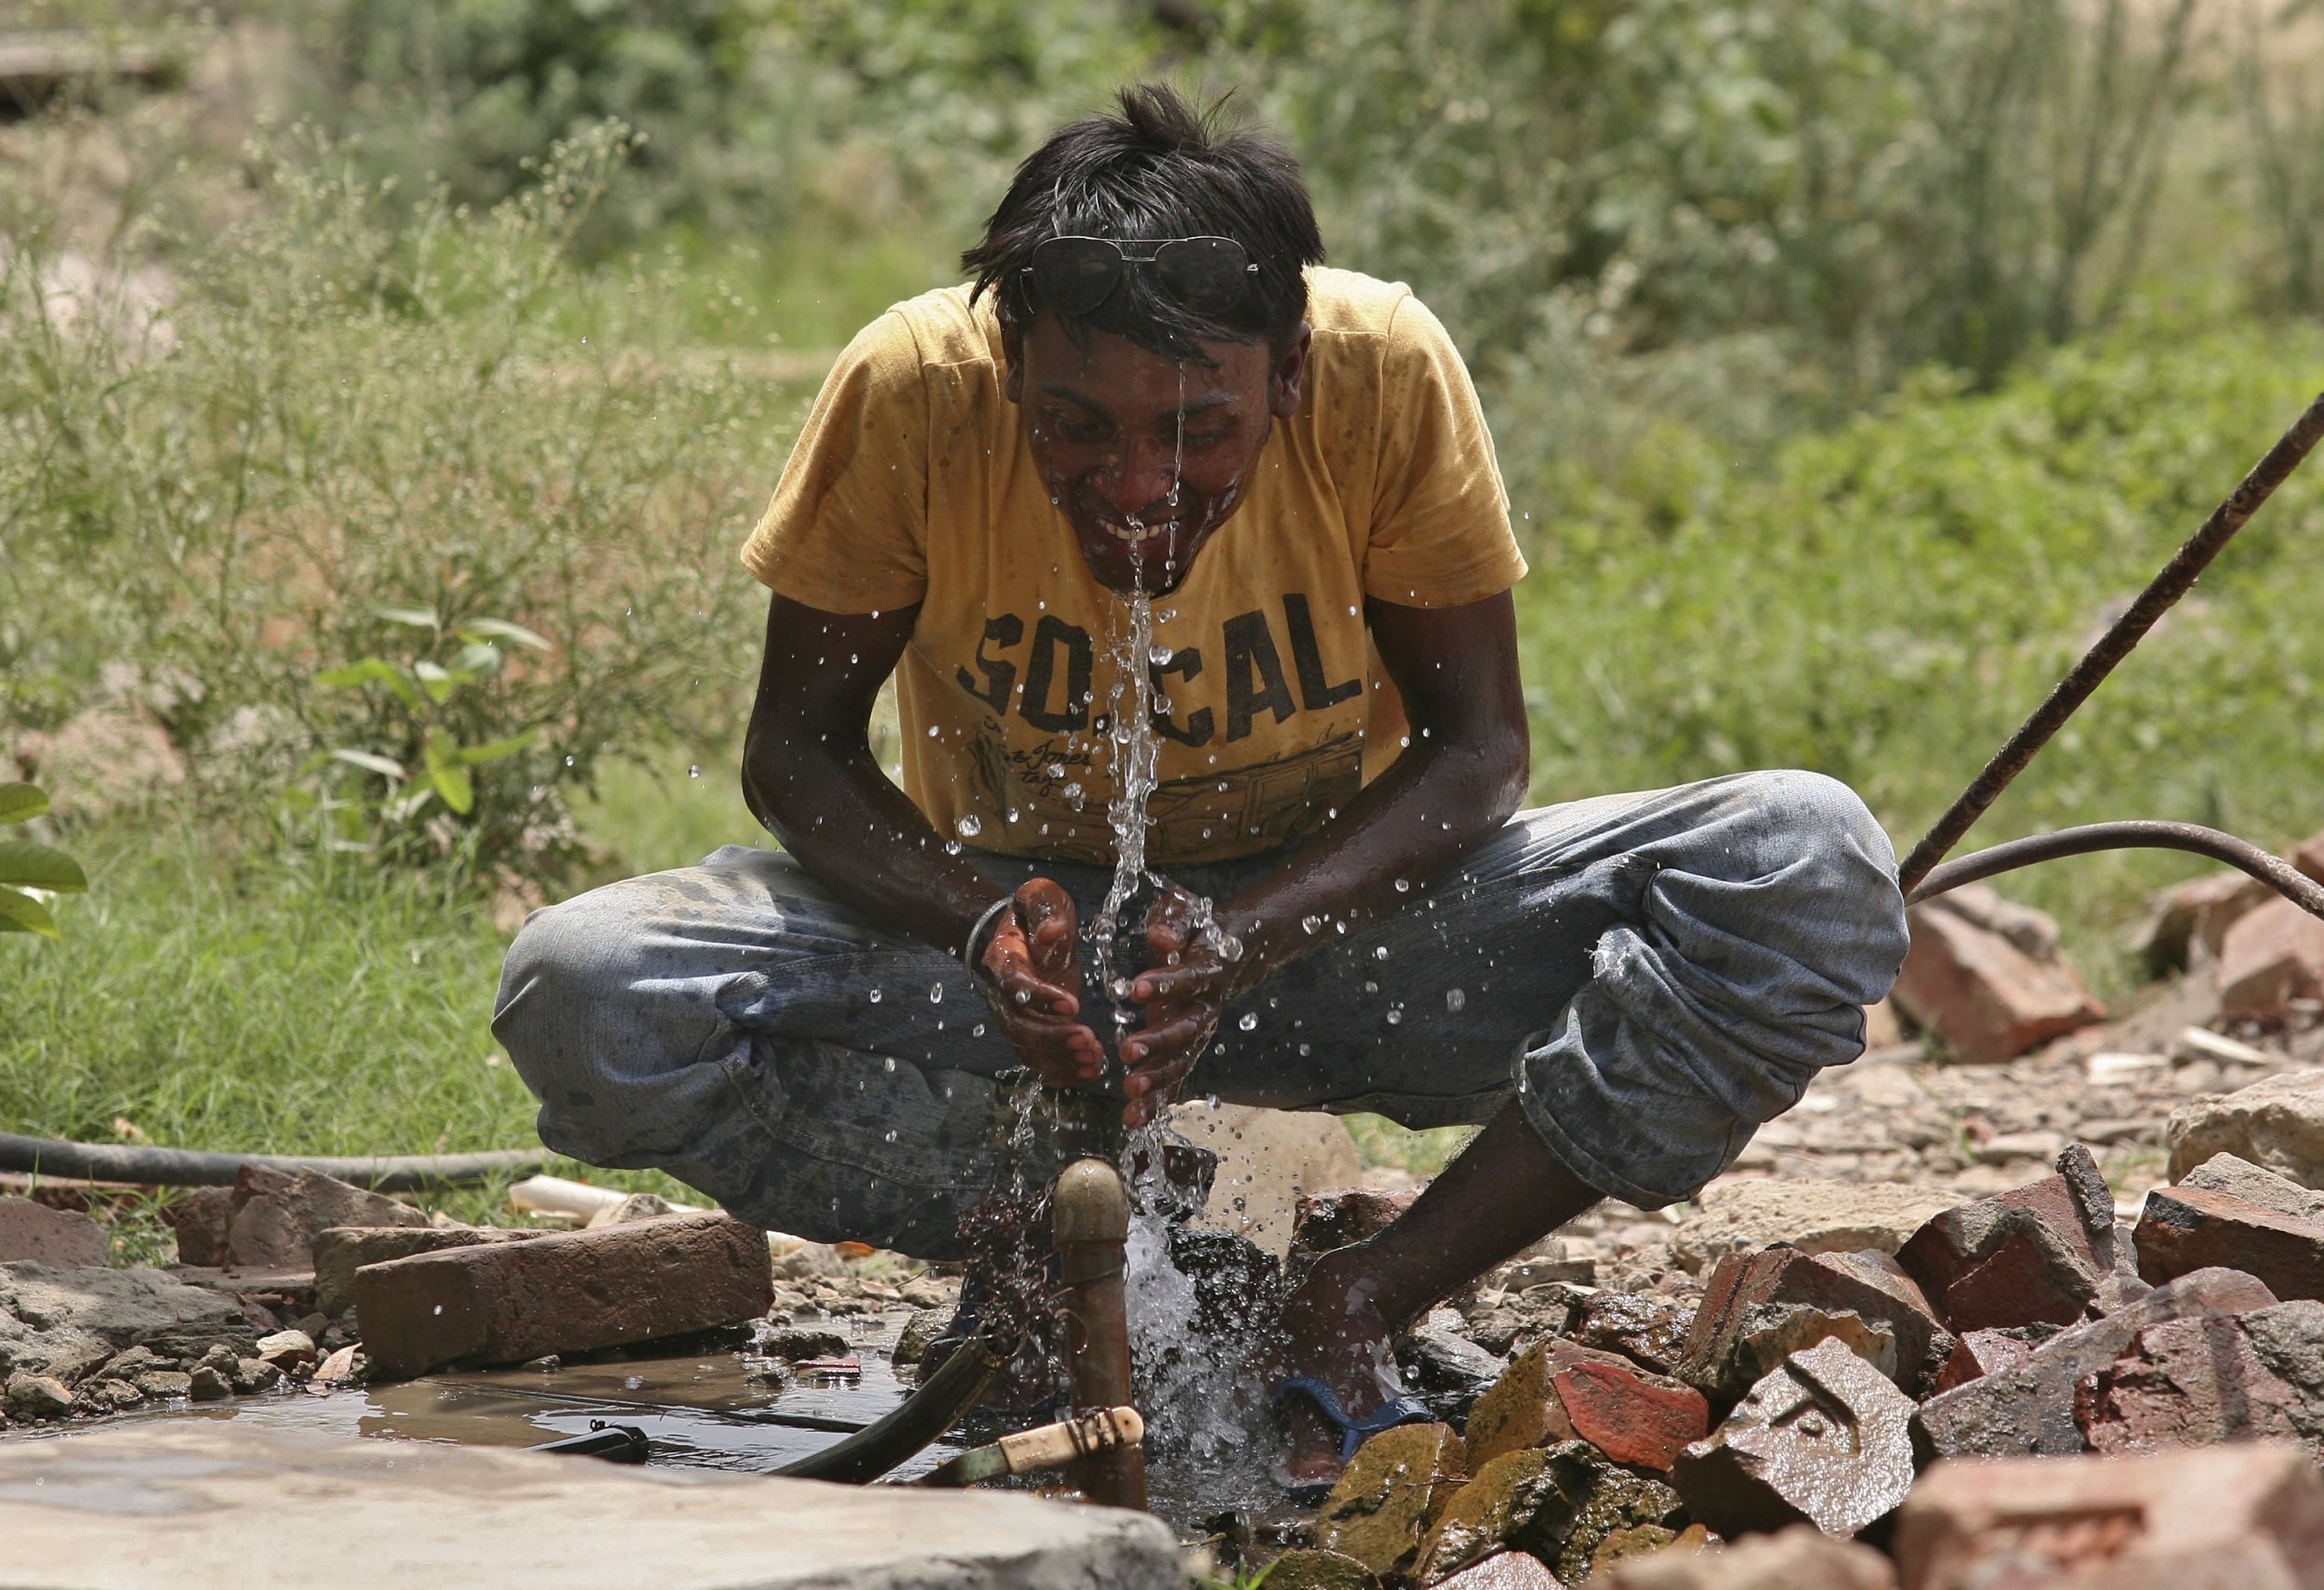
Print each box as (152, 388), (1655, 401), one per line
(0, 126), (781, 890)
(1510, 313), (2324, 972)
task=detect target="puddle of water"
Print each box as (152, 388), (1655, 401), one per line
(76, 1309), (962, 1481)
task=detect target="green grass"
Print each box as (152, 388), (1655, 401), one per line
(0, 816), (702, 1230)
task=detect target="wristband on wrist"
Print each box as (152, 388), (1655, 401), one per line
(960, 894), (1017, 978)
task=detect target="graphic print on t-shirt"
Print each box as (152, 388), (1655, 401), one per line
(952, 590), (1370, 864)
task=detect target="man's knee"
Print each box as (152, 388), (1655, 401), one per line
(493, 888), (647, 1081)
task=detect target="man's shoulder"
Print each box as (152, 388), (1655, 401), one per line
(1305, 267), (1419, 342)
(872, 285), (1006, 371)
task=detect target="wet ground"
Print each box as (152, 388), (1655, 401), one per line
(81, 1308), (967, 1480)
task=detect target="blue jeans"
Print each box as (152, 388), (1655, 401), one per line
(494, 771), (1907, 1258)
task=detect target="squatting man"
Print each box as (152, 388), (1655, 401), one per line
(495, 85), (1908, 1484)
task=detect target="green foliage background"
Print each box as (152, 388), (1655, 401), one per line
(3, 0), (2323, 1184)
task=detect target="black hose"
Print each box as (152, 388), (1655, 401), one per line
(0, 1132), (550, 1191)
(770, 1338), (1003, 1484)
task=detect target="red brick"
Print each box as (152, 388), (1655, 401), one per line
(2296, 831), (2324, 886)
(161, 1186), (235, 1266)
(225, 1165), (427, 1269)
(1896, 1151), (2116, 1332)
(1670, 1337), (1916, 1540)
(2074, 1300), (2324, 1462)
(1469, 1341), (1708, 1471)
(1892, 905), (2104, 1066)
(354, 1212), (772, 1380)
(1550, 1354), (1710, 1472)
(1684, 1245), (1951, 1399)
(1602, 1525), (1894, 1590)
(1288, 1188), (1415, 1270)
(311, 1225), (538, 1318)
(1910, 1266), (2280, 1461)
(0, 1197), (108, 1266)
(2133, 871), (2273, 974)
(1928, 1326), (2046, 1395)
(2218, 897), (2324, 1024)
(2136, 1183), (2324, 1303)
(1894, 1442), (2324, 1590)
(1432, 1554), (1565, 1590)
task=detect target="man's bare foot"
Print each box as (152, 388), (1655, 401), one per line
(1270, 1243), (1411, 1481)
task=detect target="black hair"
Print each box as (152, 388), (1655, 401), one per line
(963, 84), (1325, 361)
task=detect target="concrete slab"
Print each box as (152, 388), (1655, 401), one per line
(0, 1421), (1184, 1589)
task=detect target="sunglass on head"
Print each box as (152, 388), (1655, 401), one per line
(1023, 235), (1261, 319)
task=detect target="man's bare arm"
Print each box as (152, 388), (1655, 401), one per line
(741, 592), (1103, 1082)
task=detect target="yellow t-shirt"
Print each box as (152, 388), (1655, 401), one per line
(741, 267), (1526, 867)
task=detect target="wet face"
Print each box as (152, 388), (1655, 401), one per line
(1006, 312), (1310, 598)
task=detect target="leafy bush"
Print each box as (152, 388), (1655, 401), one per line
(0, 126), (779, 890)
(0, 784), (88, 938)
(1510, 312), (2324, 965)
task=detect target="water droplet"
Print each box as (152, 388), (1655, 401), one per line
(1149, 644), (1173, 666)
(1394, 878), (1410, 893)
(930, 983), (944, 1003)
(1363, 980), (1379, 994)
(1386, 1007), (1404, 1026)
(883, 1056), (896, 1071)
(927, 725), (940, 737)
(1373, 945), (1391, 961)
(971, 1023), (986, 1037)
(687, 764), (701, 778)
(867, 988), (882, 1004)
(944, 839), (963, 855)
(1298, 1041), (1313, 1056)
(957, 815), (983, 839)
(1237, 1012), (1258, 1031)
(1301, 914), (1324, 934)
(1446, 987), (1467, 1013)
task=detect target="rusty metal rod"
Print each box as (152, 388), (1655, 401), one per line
(1908, 820), (2324, 921)
(1052, 1158), (1147, 1511)
(1896, 389), (2324, 896)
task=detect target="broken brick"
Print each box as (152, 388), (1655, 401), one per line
(1313, 1422), (1467, 1581)
(1895, 1147), (2116, 1332)
(1894, 1440), (2324, 1590)
(310, 1225), (536, 1319)
(1288, 1189), (1415, 1272)
(2074, 1300), (2324, 1463)
(1467, 1340), (1710, 1471)
(1911, 1265), (2279, 1461)
(354, 1212), (772, 1381)
(1565, 1289), (1696, 1375)
(1891, 902), (2104, 1066)
(161, 1187), (235, 1267)
(2179, 1151), (2324, 1221)
(1248, 1549), (1380, 1590)
(1602, 1524), (1895, 1590)
(225, 1166), (427, 1270)
(0, 1198), (108, 1267)
(2135, 1183), (2324, 1303)
(1682, 1245), (1951, 1399)
(2133, 870), (2272, 976)
(2217, 897), (2324, 1023)
(1431, 1554), (1565, 1590)
(1927, 1325), (2054, 1395)
(1416, 1445), (1590, 1583)
(1670, 1336), (1917, 1540)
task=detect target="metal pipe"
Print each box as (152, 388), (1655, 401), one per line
(1909, 819), (2324, 921)
(1896, 388), (2324, 896)
(1052, 1157), (1147, 1511)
